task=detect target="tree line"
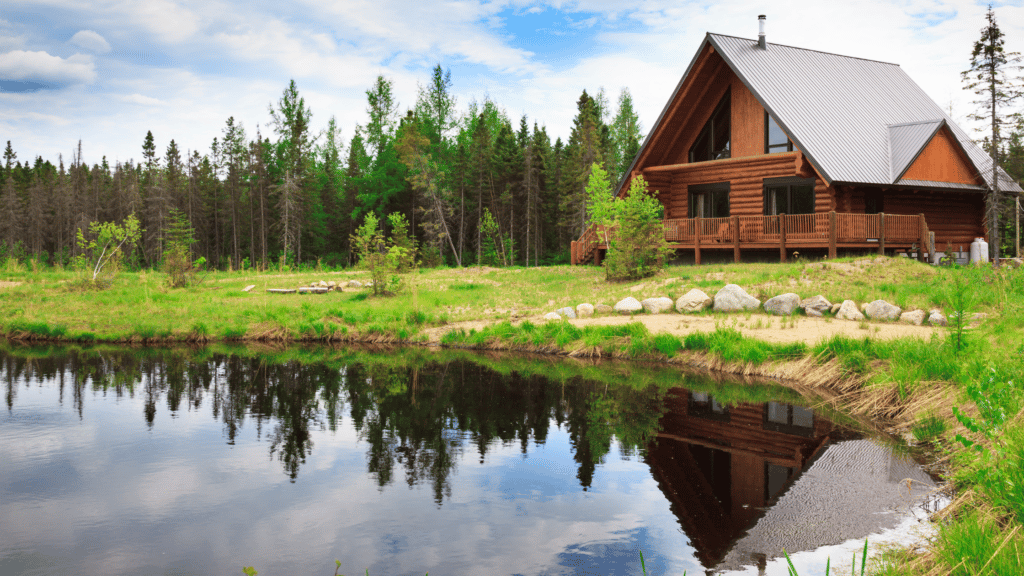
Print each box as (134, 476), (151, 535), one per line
(0, 67), (643, 270)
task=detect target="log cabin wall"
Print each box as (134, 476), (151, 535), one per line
(834, 186), (986, 247)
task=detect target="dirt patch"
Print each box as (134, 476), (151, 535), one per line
(424, 312), (940, 346)
(0, 281), (22, 289)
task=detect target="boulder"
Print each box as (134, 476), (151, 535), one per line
(555, 307), (577, 319)
(800, 295), (832, 314)
(242, 284), (256, 292)
(864, 300), (901, 321)
(675, 289), (712, 313)
(836, 300), (865, 321)
(899, 310), (926, 326)
(641, 297), (674, 314)
(318, 280), (328, 288)
(347, 280), (362, 288)
(806, 308), (823, 317)
(928, 309), (947, 327)
(713, 284), (760, 312)
(543, 312), (562, 321)
(327, 280), (337, 288)
(595, 304), (614, 315)
(764, 293), (801, 316)
(830, 303), (843, 315)
(576, 303), (595, 318)
(614, 297), (643, 315)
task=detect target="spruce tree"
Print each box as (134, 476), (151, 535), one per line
(962, 5), (1023, 260)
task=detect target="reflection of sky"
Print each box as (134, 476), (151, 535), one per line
(1, 372), (700, 576)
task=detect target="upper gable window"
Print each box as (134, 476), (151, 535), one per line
(689, 91), (730, 163)
(766, 113), (793, 154)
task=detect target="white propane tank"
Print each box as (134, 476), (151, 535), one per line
(970, 239), (982, 263)
(978, 238), (990, 263)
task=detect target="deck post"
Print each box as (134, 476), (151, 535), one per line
(779, 214), (787, 262)
(732, 216), (741, 263)
(695, 217), (702, 265)
(594, 248), (601, 266)
(918, 213), (927, 262)
(878, 213), (886, 255)
(929, 232), (936, 263)
(571, 241), (576, 265)
(828, 211), (837, 259)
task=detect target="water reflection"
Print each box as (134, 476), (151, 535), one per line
(0, 345), (931, 575)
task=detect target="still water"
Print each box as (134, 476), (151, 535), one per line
(0, 346), (935, 576)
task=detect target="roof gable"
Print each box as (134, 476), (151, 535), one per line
(899, 124), (983, 186)
(888, 120), (944, 182)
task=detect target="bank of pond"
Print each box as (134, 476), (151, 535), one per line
(0, 343), (941, 575)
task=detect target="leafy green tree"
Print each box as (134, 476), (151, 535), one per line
(351, 212), (409, 295)
(586, 164), (669, 280)
(74, 214), (143, 286)
(162, 208), (203, 287)
(962, 6), (1023, 260)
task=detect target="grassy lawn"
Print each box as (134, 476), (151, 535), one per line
(2, 256), (1024, 574)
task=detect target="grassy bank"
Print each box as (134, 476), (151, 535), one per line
(2, 257), (1024, 574)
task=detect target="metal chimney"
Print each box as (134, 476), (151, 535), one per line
(758, 15), (766, 49)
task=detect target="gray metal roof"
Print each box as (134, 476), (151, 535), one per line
(703, 34), (1023, 193)
(895, 179), (987, 191)
(888, 120), (943, 182)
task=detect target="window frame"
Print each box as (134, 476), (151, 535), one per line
(765, 112), (793, 154)
(688, 182), (731, 219)
(763, 177), (816, 216)
(689, 90), (731, 163)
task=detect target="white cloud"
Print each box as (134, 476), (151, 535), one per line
(24, 111), (72, 125)
(125, 0), (200, 44)
(0, 50), (96, 85)
(70, 30), (112, 54)
(121, 93), (164, 106)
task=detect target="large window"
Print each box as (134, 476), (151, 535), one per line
(764, 177), (815, 215)
(689, 182), (730, 218)
(765, 113), (793, 154)
(689, 91), (731, 163)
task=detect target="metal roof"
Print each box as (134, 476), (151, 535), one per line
(623, 33), (1023, 194)
(888, 120), (944, 182)
(895, 179), (987, 191)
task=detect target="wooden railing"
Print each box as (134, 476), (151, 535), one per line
(571, 212), (934, 265)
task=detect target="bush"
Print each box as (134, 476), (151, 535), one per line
(162, 209), (204, 288)
(73, 214), (142, 288)
(585, 163), (670, 281)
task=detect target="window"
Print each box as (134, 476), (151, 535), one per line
(688, 182), (730, 218)
(765, 113), (793, 154)
(764, 177), (815, 215)
(689, 391), (730, 422)
(763, 401), (815, 437)
(689, 91), (731, 163)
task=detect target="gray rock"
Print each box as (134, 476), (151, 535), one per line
(318, 280), (328, 288)
(806, 308), (823, 317)
(641, 297), (674, 314)
(928, 309), (947, 326)
(800, 295), (832, 313)
(713, 284), (760, 312)
(864, 300), (902, 321)
(675, 289), (712, 313)
(347, 280), (362, 288)
(970, 312), (988, 322)
(899, 310), (926, 326)
(830, 303), (843, 315)
(614, 297), (643, 315)
(543, 312), (562, 321)
(764, 293), (801, 316)
(595, 304), (614, 315)
(327, 280), (337, 288)
(555, 307), (577, 319)
(242, 284), (256, 292)
(836, 300), (865, 321)
(576, 303), (595, 318)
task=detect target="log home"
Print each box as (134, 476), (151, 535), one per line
(571, 19), (1023, 265)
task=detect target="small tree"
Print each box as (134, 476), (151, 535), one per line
(386, 212), (417, 272)
(586, 164), (670, 281)
(74, 214), (143, 287)
(351, 212), (410, 295)
(163, 209), (204, 288)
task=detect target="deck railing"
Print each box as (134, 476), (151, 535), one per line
(572, 212), (934, 265)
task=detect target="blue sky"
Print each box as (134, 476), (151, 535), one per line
(1, 0), (1021, 167)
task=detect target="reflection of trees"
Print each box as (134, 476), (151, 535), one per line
(0, 346), (667, 495)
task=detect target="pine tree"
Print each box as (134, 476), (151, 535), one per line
(962, 5), (1023, 260)
(611, 88), (643, 183)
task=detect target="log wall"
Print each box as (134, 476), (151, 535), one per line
(836, 186), (986, 247)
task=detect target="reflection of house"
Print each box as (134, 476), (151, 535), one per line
(645, 388), (839, 568)
(571, 21), (1023, 265)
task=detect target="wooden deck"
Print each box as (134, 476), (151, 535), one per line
(571, 211), (934, 265)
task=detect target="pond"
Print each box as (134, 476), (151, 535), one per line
(0, 345), (937, 576)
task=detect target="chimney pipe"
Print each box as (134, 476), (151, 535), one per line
(758, 15), (766, 49)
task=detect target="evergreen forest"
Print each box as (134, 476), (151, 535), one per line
(0, 67), (645, 271)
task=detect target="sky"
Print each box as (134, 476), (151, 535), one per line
(1, 0), (1022, 168)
